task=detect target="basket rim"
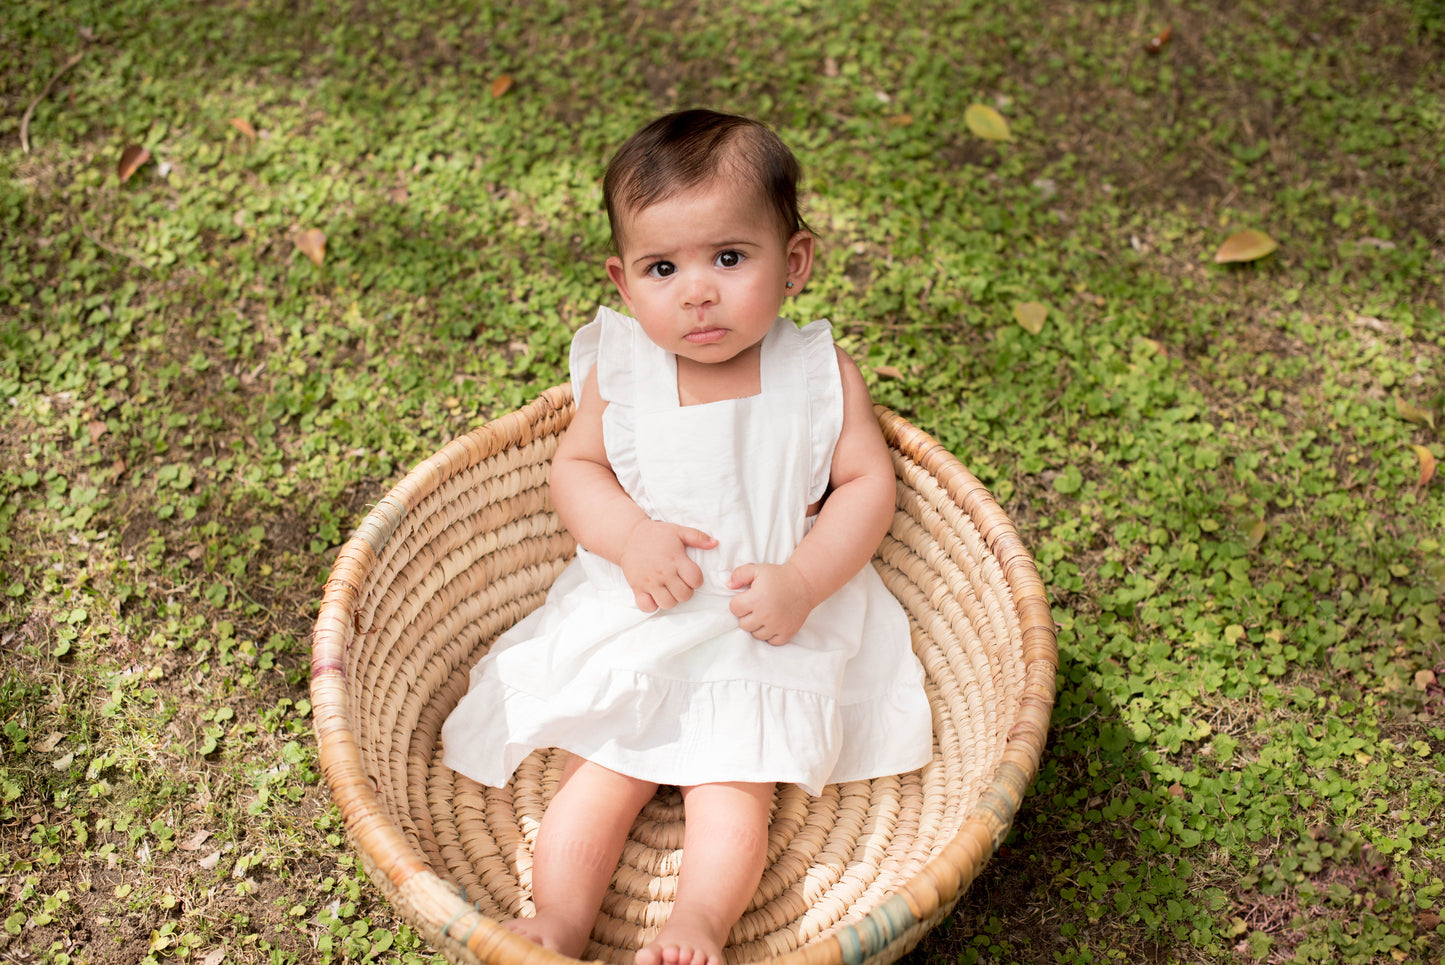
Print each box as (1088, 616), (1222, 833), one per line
(310, 384), (1057, 965)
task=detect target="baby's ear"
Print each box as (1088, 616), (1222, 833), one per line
(785, 231), (815, 293)
(606, 256), (634, 311)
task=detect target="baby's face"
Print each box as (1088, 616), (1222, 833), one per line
(606, 179), (812, 368)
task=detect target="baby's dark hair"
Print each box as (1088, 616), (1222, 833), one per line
(603, 109), (810, 251)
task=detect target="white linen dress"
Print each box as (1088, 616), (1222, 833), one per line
(441, 306), (932, 795)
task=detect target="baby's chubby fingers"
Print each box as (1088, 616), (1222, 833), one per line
(762, 628), (795, 647)
(621, 520), (717, 611)
(677, 529), (714, 590)
(726, 562), (812, 644)
(678, 556), (705, 592)
(733, 606), (761, 634)
(677, 527), (719, 551)
(664, 572), (700, 605)
(726, 564), (756, 592)
(727, 585), (753, 623)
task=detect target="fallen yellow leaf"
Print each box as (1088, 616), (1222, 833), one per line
(964, 103), (1011, 141)
(1013, 301), (1048, 334)
(1410, 445), (1436, 486)
(1395, 396), (1436, 428)
(1213, 229), (1278, 263)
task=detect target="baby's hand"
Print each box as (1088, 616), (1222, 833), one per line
(727, 563), (815, 646)
(620, 520), (717, 612)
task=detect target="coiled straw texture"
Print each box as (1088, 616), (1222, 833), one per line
(311, 385), (1057, 965)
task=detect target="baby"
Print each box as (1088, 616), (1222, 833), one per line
(442, 109), (932, 965)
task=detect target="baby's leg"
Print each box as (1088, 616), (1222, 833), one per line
(636, 781), (773, 965)
(510, 756), (658, 958)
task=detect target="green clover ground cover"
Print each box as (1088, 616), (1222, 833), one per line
(2, 1), (1442, 963)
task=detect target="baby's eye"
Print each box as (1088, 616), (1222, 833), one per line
(646, 261), (676, 278)
(715, 250), (743, 268)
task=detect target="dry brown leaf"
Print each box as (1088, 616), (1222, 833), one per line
(228, 117), (256, 140)
(1146, 25), (1173, 55)
(1013, 301), (1048, 334)
(1395, 396), (1436, 428)
(1410, 445), (1436, 487)
(88, 419), (108, 443)
(1213, 229), (1278, 263)
(295, 228), (326, 267)
(35, 732), (66, 753)
(887, 113), (914, 126)
(490, 74), (514, 99)
(199, 850), (222, 871)
(178, 829), (212, 852)
(874, 365), (904, 380)
(118, 144), (151, 183)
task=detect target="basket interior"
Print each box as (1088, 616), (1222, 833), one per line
(315, 389), (1051, 965)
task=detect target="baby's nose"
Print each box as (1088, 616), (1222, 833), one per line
(680, 272), (717, 308)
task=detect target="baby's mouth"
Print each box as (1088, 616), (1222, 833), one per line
(684, 328), (727, 344)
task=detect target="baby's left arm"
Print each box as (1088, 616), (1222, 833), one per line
(728, 348), (896, 645)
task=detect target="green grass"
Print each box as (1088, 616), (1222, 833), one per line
(2, 1), (1443, 963)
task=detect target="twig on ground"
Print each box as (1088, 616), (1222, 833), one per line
(20, 50), (86, 154)
(62, 197), (153, 274)
(77, 221), (153, 273)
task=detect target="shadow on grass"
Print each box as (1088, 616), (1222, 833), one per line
(913, 645), (1166, 964)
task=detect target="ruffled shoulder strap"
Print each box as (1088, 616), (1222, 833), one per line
(569, 306), (658, 505)
(569, 305), (644, 405)
(797, 319), (844, 503)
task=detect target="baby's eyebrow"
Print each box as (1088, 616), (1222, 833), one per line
(629, 238), (761, 268)
(711, 239), (761, 250)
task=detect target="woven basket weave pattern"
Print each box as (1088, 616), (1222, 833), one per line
(312, 385), (1057, 965)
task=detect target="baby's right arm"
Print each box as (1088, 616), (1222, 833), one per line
(551, 368), (716, 611)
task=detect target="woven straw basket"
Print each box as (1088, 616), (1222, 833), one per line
(311, 384), (1057, 965)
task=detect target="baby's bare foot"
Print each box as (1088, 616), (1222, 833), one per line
(634, 909), (727, 965)
(505, 915), (591, 959)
